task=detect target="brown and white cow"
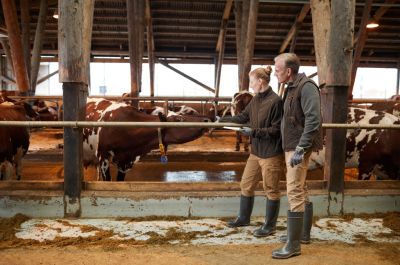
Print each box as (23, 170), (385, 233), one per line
(309, 107), (400, 180)
(83, 98), (210, 181)
(230, 91), (254, 151)
(0, 105), (30, 180)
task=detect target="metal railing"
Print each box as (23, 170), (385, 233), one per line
(0, 121), (399, 129)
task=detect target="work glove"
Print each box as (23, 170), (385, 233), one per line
(239, 127), (253, 137)
(215, 115), (221, 122)
(290, 146), (305, 167)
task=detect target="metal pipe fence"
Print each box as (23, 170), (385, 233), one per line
(0, 121), (399, 129)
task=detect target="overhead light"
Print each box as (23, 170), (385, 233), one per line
(366, 18), (379, 29)
(53, 9), (59, 19)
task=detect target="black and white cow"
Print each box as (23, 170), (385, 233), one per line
(309, 107), (400, 180)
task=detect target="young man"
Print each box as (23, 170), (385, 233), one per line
(272, 53), (323, 259)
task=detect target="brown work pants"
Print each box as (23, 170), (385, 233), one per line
(240, 153), (285, 200)
(284, 150), (312, 212)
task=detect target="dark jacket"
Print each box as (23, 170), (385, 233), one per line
(281, 73), (323, 152)
(222, 88), (283, 158)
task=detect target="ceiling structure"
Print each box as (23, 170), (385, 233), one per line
(1, 0), (400, 68)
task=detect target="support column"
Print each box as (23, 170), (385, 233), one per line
(311, 0), (331, 121)
(59, 0), (93, 218)
(20, 0), (31, 82)
(1, 0), (30, 94)
(240, 0), (258, 91)
(325, 0), (355, 215)
(30, 0), (48, 94)
(146, 0), (155, 105)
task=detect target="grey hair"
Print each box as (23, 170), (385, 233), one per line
(274, 53), (300, 74)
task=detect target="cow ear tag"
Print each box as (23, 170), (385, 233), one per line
(159, 143), (168, 164)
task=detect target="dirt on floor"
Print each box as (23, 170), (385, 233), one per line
(1, 213), (399, 265)
(0, 242), (399, 265)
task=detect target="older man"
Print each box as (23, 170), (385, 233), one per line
(272, 53), (323, 259)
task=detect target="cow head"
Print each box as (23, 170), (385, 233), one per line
(231, 91), (254, 116)
(162, 114), (211, 144)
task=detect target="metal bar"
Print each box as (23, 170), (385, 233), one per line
(0, 121), (399, 129)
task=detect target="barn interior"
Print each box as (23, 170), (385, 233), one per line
(0, 0), (399, 219)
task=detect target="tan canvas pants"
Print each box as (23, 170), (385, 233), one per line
(240, 153), (285, 200)
(284, 150), (312, 212)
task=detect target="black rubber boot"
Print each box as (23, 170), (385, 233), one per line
(227, 195), (254, 228)
(272, 211), (303, 259)
(280, 202), (313, 244)
(253, 199), (280, 237)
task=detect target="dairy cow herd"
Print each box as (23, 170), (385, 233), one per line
(0, 92), (399, 181)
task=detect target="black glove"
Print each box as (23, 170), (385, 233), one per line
(239, 127), (253, 137)
(290, 146), (305, 167)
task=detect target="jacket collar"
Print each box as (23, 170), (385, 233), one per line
(257, 86), (273, 98)
(287, 73), (307, 89)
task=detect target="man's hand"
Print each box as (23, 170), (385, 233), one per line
(239, 127), (253, 137)
(290, 146), (305, 167)
(215, 116), (221, 122)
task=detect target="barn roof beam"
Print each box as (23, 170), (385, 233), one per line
(214, 0), (233, 99)
(279, 3), (310, 54)
(158, 59), (215, 93)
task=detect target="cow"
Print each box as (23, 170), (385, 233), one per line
(0, 105), (30, 180)
(230, 91), (254, 151)
(83, 98), (211, 181)
(0, 93), (39, 120)
(309, 107), (400, 180)
(31, 100), (61, 121)
(368, 95), (400, 118)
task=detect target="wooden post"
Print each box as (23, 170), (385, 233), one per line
(240, 0), (258, 92)
(311, 0), (331, 121)
(30, 0), (48, 94)
(1, 0), (30, 94)
(0, 38), (13, 76)
(215, 0), (233, 99)
(234, 0), (242, 90)
(127, 0), (144, 108)
(325, 0), (355, 215)
(239, 0), (250, 90)
(59, 0), (93, 218)
(20, 0), (31, 82)
(146, 0), (155, 105)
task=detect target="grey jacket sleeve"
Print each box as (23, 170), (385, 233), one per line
(298, 83), (321, 150)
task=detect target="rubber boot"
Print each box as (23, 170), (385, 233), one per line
(227, 195), (254, 228)
(280, 202), (313, 244)
(253, 199), (280, 237)
(272, 211), (303, 259)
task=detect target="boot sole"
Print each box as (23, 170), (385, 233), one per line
(272, 251), (301, 259)
(253, 231), (276, 237)
(226, 223), (250, 228)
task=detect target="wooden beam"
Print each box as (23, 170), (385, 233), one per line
(0, 38), (13, 75)
(1, 0), (30, 93)
(58, 0), (91, 218)
(36, 69), (59, 85)
(158, 59), (215, 93)
(20, 0), (31, 82)
(325, 0), (355, 196)
(310, 0), (331, 88)
(215, 0), (233, 98)
(146, 0), (155, 103)
(349, 0), (373, 99)
(240, 0), (259, 91)
(127, 0), (144, 107)
(279, 4), (310, 53)
(30, 0), (48, 94)
(239, 0), (249, 90)
(234, 0), (242, 90)
(0, 74), (16, 85)
(372, 0), (397, 21)
(82, 0), (95, 85)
